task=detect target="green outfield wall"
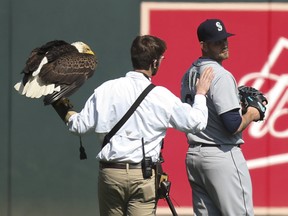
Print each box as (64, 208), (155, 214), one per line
(1, 1), (287, 216)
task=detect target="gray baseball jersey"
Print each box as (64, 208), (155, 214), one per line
(181, 58), (243, 145)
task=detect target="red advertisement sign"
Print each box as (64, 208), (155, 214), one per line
(141, 2), (288, 214)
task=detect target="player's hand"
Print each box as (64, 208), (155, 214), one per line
(196, 67), (214, 95)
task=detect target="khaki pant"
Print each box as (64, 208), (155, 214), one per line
(98, 167), (156, 216)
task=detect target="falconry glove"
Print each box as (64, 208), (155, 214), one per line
(52, 98), (87, 160)
(238, 85), (268, 121)
(52, 97), (75, 123)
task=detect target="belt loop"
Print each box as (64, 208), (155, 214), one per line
(126, 163), (129, 172)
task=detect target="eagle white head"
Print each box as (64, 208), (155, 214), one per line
(71, 41), (95, 55)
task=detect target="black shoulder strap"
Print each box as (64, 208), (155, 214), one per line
(102, 83), (155, 148)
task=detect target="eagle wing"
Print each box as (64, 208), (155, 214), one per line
(41, 52), (97, 105)
(22, 40), (71, 80)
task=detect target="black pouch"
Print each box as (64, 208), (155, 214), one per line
(155, 162), (169, 200)
(141, 157), (153, 179)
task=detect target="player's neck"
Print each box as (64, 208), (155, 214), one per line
(200, 56), (223, 65)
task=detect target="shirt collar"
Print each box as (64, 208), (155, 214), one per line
(126, 71), (152, 81)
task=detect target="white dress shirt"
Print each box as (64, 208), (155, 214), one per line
(68, 71), (208, 163)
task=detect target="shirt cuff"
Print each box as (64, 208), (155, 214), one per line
(194, 94), (206, 105)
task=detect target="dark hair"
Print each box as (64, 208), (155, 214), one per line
(131, 35), (167, 70)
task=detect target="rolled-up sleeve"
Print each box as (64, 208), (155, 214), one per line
(170, 94), (208, 134)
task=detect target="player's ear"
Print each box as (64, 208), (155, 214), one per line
(200, 41), (207, 52)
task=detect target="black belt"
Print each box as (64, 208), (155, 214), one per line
(190, 144), (240, 148)
(99, 162), (142, 169)
(201, 144), (221, 147)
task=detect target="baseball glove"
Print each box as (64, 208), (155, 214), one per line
(238, 85), (268, 121)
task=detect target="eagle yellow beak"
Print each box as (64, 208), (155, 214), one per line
(86, 49), (95, 55)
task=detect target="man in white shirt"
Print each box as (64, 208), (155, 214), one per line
(54, 35), (213, 216)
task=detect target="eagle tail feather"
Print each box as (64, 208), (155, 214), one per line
(14, 81), (23, 92)
(14, 76), (59, 99)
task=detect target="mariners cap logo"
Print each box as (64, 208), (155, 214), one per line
(216, 22), (223, 32)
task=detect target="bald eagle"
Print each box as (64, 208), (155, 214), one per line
(14, 40), (97, 105)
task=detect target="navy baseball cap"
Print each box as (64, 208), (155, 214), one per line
(197, 19), (235, 42)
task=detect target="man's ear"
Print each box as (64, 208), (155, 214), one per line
(153, 59), (158, 68)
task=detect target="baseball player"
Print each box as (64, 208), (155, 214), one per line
(181, 19), (266, 215)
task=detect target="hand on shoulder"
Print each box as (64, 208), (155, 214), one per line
(196, 67), (214, 95)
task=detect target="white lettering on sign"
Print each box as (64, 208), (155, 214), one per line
(239, 37), (288, 138)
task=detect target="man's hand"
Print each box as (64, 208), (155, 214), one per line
(196, 67), (214, 95)
(52, 97), (76, 123)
